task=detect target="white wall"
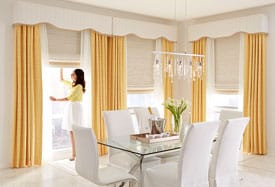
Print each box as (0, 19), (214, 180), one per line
(177, 4), (275, 154)
(174, 22), (192, 100)
(0, 0), (16, 168)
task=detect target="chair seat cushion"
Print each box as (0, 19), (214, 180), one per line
(144, 162), (179, 187)
(109, 152), (161, 171)
(98, 166), (136, 185)
(157, 150), (180, 163)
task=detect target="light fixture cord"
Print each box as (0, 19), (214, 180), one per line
(184, 0), (188, 52)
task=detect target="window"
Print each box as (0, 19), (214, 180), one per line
(207, 34), (243, 120)
(44, 24), (82, 154)
(127, 93), (159, 108)
(215, 33), (240, 91)
(126, 35), (162, 113)
(126, 35), (164, 116)
(47, 24), (81, 66)
(126, 35), (155, 92)
(48, 67), (75, 150)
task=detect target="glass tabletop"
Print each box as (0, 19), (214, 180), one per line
(98, 136), (183, 156)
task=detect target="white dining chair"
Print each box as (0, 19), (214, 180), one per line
(129, 107), (160, 133)
(72, 126), (137, 186)
(209, 117), (249, 187)
(157, 112), (192, 163)
(103, 109), (161, 173)
(143, 121), (219, 187)
(212, 109), (243, 154)
(156, 124), (187, 163)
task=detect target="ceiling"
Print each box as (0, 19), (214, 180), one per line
(65, 0), (275, 20)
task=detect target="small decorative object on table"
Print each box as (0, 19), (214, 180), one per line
(130, 133), (179, 143)
(163, 98), (188, 135)
(148, 117), (166, 134)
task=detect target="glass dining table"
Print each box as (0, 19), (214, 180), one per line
(98, 135), (183, 172)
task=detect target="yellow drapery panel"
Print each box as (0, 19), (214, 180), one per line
(191, 37), (206, 123)
(91, 31), (108, 155)
(161, 38), (174, 132)
(107, 36), (127, 110)
(243, 33), (267, 155)
(91, 32), (127, 155)
(12, 24), (43, 168)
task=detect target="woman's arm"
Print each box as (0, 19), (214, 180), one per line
(60, 68), (64, 81)
(49, 96), (68, 101)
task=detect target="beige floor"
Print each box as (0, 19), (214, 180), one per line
(1, 154), (275, 187)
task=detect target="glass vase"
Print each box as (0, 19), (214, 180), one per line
(173, 115), (182, 134)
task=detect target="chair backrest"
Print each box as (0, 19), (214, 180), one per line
(209, 118), (249, 181)
(73, 126), (99, 183)
(130, 107), (160, 133)
(103, 109), (136, 138)
(219, 110), (243, 121)
(178, 121), (219, 187)
(128, 107), (160, 133)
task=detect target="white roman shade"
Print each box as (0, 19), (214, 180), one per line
(47, 24), (81, 65)
(215, 34), (240, 91)
(127, 35), (155, 92)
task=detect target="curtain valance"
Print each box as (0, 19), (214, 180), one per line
(188, 14), (268, 41)
(113, 18), (177, 41)
(13, 1), (177, 41)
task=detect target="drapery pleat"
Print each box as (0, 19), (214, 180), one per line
(191, 37), (207, 123)
(13, 24), (43, 168)
(243, 33), (267, 155)
(91, 31), (108, 155)
(91, 31), (127, 155)
(107, 36), (127, 110)
(161, 38), (174, 132)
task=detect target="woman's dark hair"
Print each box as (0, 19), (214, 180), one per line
(73, 69), (86, 93)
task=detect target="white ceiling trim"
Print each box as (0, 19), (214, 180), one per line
(67, 0), (275, 20)
(13, 1), (177, 41)
(188, 14), (268, 41)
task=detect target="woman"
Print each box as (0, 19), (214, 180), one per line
(50, 68), (85, 161)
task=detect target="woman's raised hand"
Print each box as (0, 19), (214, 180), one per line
(49, 96), (57, 101)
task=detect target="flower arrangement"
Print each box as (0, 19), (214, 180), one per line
(163, 98), (188, 133)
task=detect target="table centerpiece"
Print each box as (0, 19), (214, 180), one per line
(163, 98), (188, 134)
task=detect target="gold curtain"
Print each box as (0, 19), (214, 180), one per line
(13, 24), (43, 168)
(191, 37), (207, 123)
(243, 33), (267, 155)
(161, 38), (174, 132)
(91, 32), (127, 155)
(91, 31), (108, 155)
(107, 36), (127, 110)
